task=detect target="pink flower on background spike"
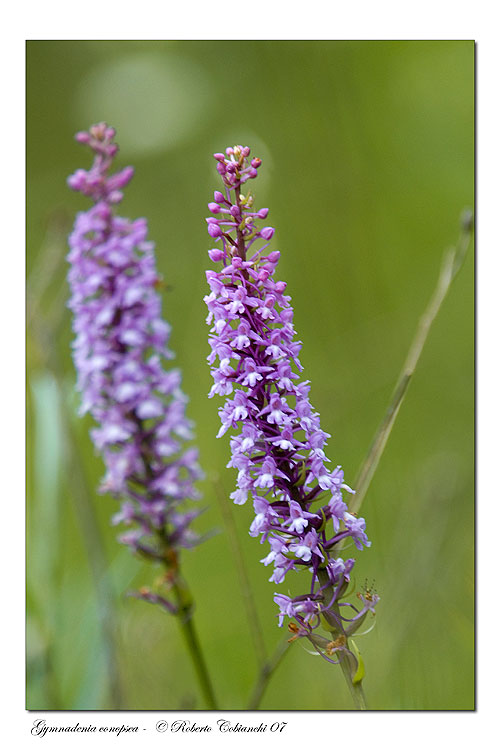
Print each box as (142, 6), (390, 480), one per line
(67, 124), (204, 582)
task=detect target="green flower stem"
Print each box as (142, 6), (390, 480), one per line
(339, 653), (367, 710)
(317, 568), (367, 709)
(171, 580), (219, 710)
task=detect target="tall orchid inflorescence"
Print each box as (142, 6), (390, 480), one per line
(67, 123), (204, 613)
(204, 146), (378, 668)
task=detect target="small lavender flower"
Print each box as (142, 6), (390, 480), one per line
(67, 123), (203, 607)
(204, 145), (377, 661)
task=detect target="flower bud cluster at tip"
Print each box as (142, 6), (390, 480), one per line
(68, 122), (134, 205)
(206, 146), (273, 245)
(204, 145), (377, 643)
(67, 124), (204, 572)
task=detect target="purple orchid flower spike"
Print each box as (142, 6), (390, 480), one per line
(67, 123), (206, 613)
(204, 144), (378, 686)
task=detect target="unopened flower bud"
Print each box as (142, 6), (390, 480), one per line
(209, 248), (224, 262)
(75, 131), (91, 144)
(207, 222), (223, 238)
(260, 227), (275, 241)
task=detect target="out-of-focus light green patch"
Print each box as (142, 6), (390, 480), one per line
(75, 52), (214, 157)
(28, 374), (63, 602)
(392, 42), (473, 121)
(31, 374), (62, 513)
(27, 374), (64, 708)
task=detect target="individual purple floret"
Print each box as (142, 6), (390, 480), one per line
(204, 145), (377, 663)
(67, 123), (204, 606)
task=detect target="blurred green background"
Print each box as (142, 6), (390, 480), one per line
(26, 40), (474, 711)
